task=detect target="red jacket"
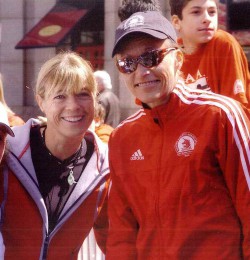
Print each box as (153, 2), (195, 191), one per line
(1, 119), (110, 260)
(107, 82), (250, 260)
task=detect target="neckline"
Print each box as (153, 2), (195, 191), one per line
(41, 126), (86, 166)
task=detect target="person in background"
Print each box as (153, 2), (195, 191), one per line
(0, 74), (24, 126)
(94, 70), (121, 128)
(94, 103), (114, 143)
(118, 0), (250, 111)
(170, 0), (250, 110)
(107, 11), (250, 259)
(0, 102), (15, 260)
(0, 52), (110, 260)
(118, 0), (161, 21)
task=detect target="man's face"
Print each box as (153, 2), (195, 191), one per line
(0, 128), (7, 162)
(115, 37), (181, 108)
(173, 0), (218, 50)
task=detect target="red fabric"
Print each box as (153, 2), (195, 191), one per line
(1, 171), (110, 260)
(180, 30), (250, 111)
(107, 84), (250, 259)
(16, 8), (88, 48)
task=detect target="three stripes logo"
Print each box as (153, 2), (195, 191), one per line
(130, 149), (144, 160)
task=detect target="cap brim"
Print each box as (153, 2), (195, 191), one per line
(112, 29), (170, 57)
(0, 123), (15, 137)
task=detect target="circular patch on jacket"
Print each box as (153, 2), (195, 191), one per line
(175, 132), (197, 157)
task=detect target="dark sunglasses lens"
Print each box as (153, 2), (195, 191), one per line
(117, 59), (137, 73)
(140, 51), (159, 68)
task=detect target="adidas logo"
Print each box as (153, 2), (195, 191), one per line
(130, 149), (144, 160)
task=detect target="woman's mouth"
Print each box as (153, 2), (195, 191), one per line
(135, 80), (160, 88)
(62, 116), (83, 122)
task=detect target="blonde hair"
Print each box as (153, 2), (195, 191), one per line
(0, 74), (14, 115)
(35, 51), (97, 100)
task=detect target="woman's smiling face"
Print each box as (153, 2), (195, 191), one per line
(116, 36), (182, 108)
(37, 87), (95, 140)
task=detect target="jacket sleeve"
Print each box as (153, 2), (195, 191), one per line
(106, 161), (138, 260)
(0, 233), (4, 260)
(219, 104), (250, 258)
(214, 32), (250, 110)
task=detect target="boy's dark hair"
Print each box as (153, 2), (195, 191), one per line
(118, 0), (161, 22)
(169, 0), (191, 19)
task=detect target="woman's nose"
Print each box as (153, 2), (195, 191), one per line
(66, 95), (81, 109)
(136, 63), (151, 76)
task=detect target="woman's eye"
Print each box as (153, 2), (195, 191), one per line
(54, 94), (65, 100)
(78, 92), (91, 98)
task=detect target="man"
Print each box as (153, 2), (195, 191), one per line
(0, 101), (14, 259)
(94, 70), (121, 128)
(107, 11), (250, 259)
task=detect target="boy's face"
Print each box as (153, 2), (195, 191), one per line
(172, 0), (218, 50)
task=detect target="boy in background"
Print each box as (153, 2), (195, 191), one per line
(170, 0), (250, 110)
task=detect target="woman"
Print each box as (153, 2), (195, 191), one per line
(0, 52), (110, 259)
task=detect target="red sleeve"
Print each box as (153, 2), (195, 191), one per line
(106, 160), (138, 260)
(219, 104), (250, 258)
(213, 31), (250, 110)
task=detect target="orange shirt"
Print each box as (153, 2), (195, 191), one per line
(95, 124), (114, 144)
(180, 30), (250, 110)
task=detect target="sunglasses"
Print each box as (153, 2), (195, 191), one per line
(116, 47), (177, 74)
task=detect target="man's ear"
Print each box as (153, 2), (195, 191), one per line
(171, 15), (181, 32)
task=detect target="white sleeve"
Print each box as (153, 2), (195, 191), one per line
(0, 232), (5, 260)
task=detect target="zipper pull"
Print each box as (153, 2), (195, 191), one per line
(42, 234), (49, 260)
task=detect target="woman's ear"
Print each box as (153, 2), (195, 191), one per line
(36, 95), (44, 113)
(171, 15), (181, 32)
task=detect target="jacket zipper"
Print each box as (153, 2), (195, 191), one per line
(41, 234), (49, 260)
(154, 112), (165, 259)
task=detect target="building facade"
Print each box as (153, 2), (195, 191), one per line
(0, 0), (249, 122)
(0, 0), (172, 121)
